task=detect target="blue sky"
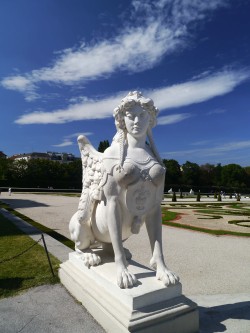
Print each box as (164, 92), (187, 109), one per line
(1, 0), (250, 166)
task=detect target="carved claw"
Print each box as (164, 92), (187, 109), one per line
(156, 267), (179, 286)
(117, 268), (138, 289)
(79, 251), (101, 268)
(150, 258), (179, 286)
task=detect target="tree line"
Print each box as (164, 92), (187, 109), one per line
(163, 159), (250, 193)
(0, 156), (250, 193)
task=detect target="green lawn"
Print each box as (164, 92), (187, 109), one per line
(0, 212), (60, 299)
(161, 205), (250, 237)
(0, 202), (75, 250)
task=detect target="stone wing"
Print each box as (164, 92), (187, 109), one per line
(77, 135), (104, 223)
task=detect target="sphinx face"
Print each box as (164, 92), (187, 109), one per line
(124, 105), (150, 138)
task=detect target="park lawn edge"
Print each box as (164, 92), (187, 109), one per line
(0, 201), (75, 250)
(162, 220), (250, 237)
(1, 201), (249, 251)
(0, 212), (60, 299)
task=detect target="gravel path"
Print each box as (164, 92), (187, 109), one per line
(1, 192), (250, 296)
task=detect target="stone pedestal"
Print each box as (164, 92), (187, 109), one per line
(59, 251), (199, 333)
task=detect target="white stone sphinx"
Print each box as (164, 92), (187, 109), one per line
(69, 91), (179, 289)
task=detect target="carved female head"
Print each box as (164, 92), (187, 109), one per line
(112, 91), (163, 166)
(113, 91), (159, 133)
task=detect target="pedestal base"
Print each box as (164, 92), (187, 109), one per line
(59, 252), (199, 333)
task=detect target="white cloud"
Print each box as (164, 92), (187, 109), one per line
(1, 75), (38, 101)
(15, 69), (250, 125)
(191, 140), (212, 146)
(65, 132), (93, 138)
(2, 0), (228, 98)
(52, 140), (74, 147)
(207, 108), (226, 115)
(52, 132), (93, 147)
(15, 94), (123, 124)
(149, 69), (250, 110)
(157, 113), (192, 125)
(162, 140), (250, 159)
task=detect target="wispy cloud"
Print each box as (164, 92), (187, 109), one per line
(1, 75), (38, 101)
(207, 108), (226, 115)
(52, 132), (93, 147)
(65, 132), (93, 138)
(162, 140), (250, 159)
(15, 95), (123, 124)
(15, 68), (250, 125)
(1, 0), (228, 99)
(191, 140), (213, 146)
(157, 113), (192, 125)
(149, 68), (250, 110)
(52, 140), (74, 147)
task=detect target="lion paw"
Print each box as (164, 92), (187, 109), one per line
(79, 252), (101, 268)
(117, 268), (138, 289)
(156, 267), (179, 286)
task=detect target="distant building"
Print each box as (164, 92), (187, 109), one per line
(47, 151), (76, 163)
(0, 151), (7, 159)
(10, 152), (50, 162)
(10, 151), (78, 163)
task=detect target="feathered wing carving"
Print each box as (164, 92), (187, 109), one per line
(77, 135), (104, 224)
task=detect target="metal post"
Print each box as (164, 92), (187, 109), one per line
(41, 234), (55, 277)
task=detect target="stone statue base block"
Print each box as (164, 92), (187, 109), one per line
(59, 252), (199, 333)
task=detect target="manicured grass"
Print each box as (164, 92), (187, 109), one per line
(162, 219), (250, 237)
(196, 209), (250, 216)
(161, 206), (250, 237)
(196, 214), (223, 220)
(228, 220), (250, 228)
(161, 209), (178, 222)
(0, 212), (60, 299)
(0, 202), (75, 250)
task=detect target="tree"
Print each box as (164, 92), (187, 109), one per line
(244, 167), (250, 187)
(213, 163), (222, 187)
(221, 164), (247, 188)
(181, 161), (200, 186)
(0, 158), (12, 180)
(163, 159), (182, 186)
(200, 163), (216, 187)
(98, 140), (110, 152)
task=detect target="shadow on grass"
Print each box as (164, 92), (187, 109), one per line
(199, 301), (250, 333)
(0, 277), (33, 291)
(0, 201), (75, 250)
(0, 198), (49, 209)
(0, 214), (25, 237)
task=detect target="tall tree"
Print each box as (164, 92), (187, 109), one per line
(200, 163), (216, 187)
(181, 161), (200, 186)
(98, 140), (110, 152)
(221, 164), (247, 188)
(163, 159), (182, 186)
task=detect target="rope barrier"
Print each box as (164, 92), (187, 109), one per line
(0, 237), (43, 264)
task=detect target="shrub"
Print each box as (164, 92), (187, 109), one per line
(172, 192), (177, 202)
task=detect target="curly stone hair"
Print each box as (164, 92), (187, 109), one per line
(112, 91), (163, 168)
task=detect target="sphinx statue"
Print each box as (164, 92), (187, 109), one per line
(69, 91), (179, 289)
